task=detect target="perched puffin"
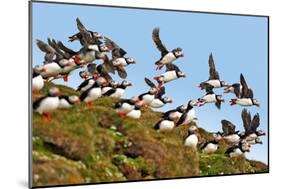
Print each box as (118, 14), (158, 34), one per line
(199, 53), (228, 90)
(240, 109), (265, 143)
(32, 68), (44, 92)
(101, 80), (119, 95)
(176, 100), (198, 126)
(225, 141), (250, 158)
(103, 38), (135, 79)
(198, 84), (224, 109)
(138, 87), (158, 107)
(152, 27), (184, 70)
(200, 139), (220, 154)
(184, 126), (200, 149)
(154, 116), (176, 131)
(33, 87), (61, 122)
(79, 79), (107, 108)
(153, 64), (186, 88)
(230, 74), (260, 107)
(149, 86), (173, 109)
(58, 95), (80, 109)
(103, 80), (132, 98)
(114, 97), (138, 118)
(162, 104), (187, 122)
(77, 78), (95, 92)
(126, 104), (142, 119)
(220, 120), (241, 145)
(68, 18), (103, 46)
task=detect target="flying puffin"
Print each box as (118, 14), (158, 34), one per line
(103, 37), (135, 79)
(137, 78), (158, 107)
(230, 74), (260, 107)
(153, 64), (186, 88)
(154, 116), (176, 131)
(126, 104), (142, 119)
(225, 141), (250, 158)
(161, 104), (187, 122)
(199, 53), (229, 90)
(79, 79), (107, 108)
(114, 97), (138, 118)
(152, 27), (184, 70)
(197, 84), (224, 109)
(220, 120), (241, 145)
(58, 95), (80, 109)
(176, 100), (198, 126)
(68, 18), (103, 46)
(200, 138), (221, 154)
(32, 68), (44, 92)
(184, 125), (200, 149)
(103, 80), (132, 98)
(240, 109), (265, 144)
(33, 87), (61, 122)
(149, 86), (173, 108)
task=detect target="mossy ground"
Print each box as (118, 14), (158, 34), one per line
(31, 82), (268, 187)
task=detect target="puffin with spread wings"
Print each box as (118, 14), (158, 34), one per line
(152, 27), (184, 70)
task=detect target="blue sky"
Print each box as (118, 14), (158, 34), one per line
(32, 2), (268, 163)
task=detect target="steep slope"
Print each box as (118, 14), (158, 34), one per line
(31, 83), (268, 187)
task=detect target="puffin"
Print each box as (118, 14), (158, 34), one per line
(58, 95), (80, 109)
(225, 141), (250, 158)
(103, 37), (135, 79)
(33, 64), (62, 81)
(103, 80), (132, 98)
(240, 109), (265, 143)
(68, 18), (103, 46)
(197, 84), (224, 109)
(152, 27), (184, 70)
(176, 100), (198, 126)
(149, 87), (173, 108)
(220, 120), (241, 145)
(154, 116), (176, 131)
(200, 138), (220, 154)
(161, 104), (187, 122)
(33, 87), (61, 122)
(79, 71), (89, 80)
(224, 83), (241, 97)
(114, 97), (138, 118)
(230, 74), (260, 107)
(184, 125), (200, 149)
(153, 64), (186, 88)
(79, 79), (107, 108)
(126, 104), (142, 119)
(137, 78), (158, 107)
(199, 53), (228, 90)
(77, 78), (95, 92)
(101, 80), (119, 95)
(32, 68), (44, 92)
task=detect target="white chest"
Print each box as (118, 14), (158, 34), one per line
(230, 148), (243, 158)
(41, 63), (62, 78)
(184, 134), (198, 148)
(117, 103), (134, 113)
(183, 109), (197, 124)
(141, 94), (155, 105)
(58, 99), (72, 109)
(32, 75), (44, 91)
(206, 80), (221, 88)
(113, 58), (127, 66)
(159, 120), (175, 131)
(81, 80), (95, 92)
(202, 94), (216, 103)
(101, 86), (112, 94)
(224, 134), (240, 145)
(202, 143), (218, 154)
(149, 99), (164, 108)
(162, 71), (178, 82)
(84, 87), (102, 102)
(126, 110), (141, 119)
(161, 52), (176, 64)
(36, 97), (59, 114)
(169, 112), (182, 121)
(111, 88), (124, 98)
(236, 98), (253, 106)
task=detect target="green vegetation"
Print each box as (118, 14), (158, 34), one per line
(32, 82), (268, 187)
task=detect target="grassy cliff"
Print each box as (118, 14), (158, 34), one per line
(31, 83), (268, 187)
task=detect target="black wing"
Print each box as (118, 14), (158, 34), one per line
(241, 108), (252, 135)
(221, 120), (236, 135)
(77, 79), (93, 91)
(103, 88), (117, 96)
(105, 37), (127, 58)
(176, 112), (187, 126)
(144, 77), (156, 88)
(57, 40), (77, 56)
(155, 86), (165, 98)
(240, 74), (253, 98)
(36, 39), (56, 63)
(205, 84), (214, 94)
(232, 83), (241, 98)
(116, 67), (127, 79)
(33, 96), (47, 110)
(250, 113), (260, 133)
(162, 109), (176, 118)
(208, 53), (220, 80)
(215, 101), (222, 110)
(76, 18), (96, 46)
(165, 63), (181, 72)
(152, 27), (169, 56)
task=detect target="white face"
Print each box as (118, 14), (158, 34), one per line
(122, 80), (132, 86)
(149, 87), (157, 94)
(99, 45), (109, 52)
(69, 96), (80, 104)
(189, 100), (198, 107)
(174, 50), (184, 58)
(49, 87), (61, 96)
(213, 133), (222, 140)
(163, 97), (173, 103)
(178, 72), (186, 78)
(189, 125), (198, 133)
(126, 57), (135, 64)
